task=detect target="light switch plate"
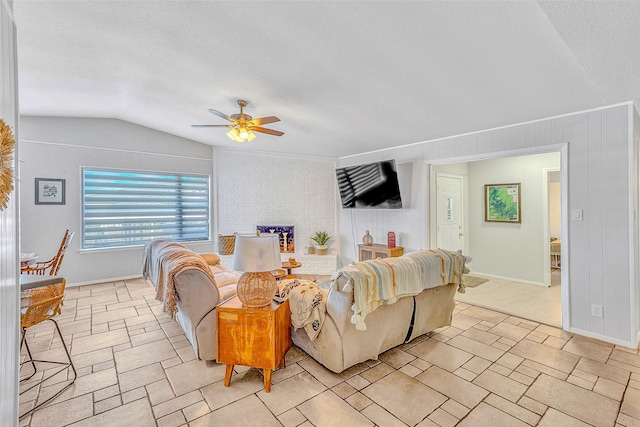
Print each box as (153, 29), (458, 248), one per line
(572, 209), (583, 220)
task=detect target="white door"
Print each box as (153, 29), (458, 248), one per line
(436, 174), (464, 251)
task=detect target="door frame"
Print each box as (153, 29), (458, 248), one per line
(425, 143), (568, 328)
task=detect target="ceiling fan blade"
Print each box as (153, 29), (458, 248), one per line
(251, 126), (284, 136)
(249, 116), (280, 126)
(207, 109), (235, 122)
(191, 124), (233, 128)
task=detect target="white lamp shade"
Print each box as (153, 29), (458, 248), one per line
(232, 234), (281, 272)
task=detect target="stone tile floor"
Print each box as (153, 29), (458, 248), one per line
(18, 277), (640, 426)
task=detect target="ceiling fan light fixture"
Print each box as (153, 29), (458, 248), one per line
(226, 127), (257, 143)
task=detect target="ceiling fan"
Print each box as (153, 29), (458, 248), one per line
(191, 99), (284, 143)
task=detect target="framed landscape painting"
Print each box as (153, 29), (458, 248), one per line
(484, 183), (521, 223)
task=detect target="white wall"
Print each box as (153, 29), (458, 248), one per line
(549, 180), (561, 238)
(19, 117), (216, 285)
(467, 153), (560, 284)
(19, 118), (341, 282)
(339, 103), (638, 347)
(215, 149), (339, 274)
(0, 0), (19, 423)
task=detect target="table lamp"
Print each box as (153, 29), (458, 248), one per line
(232, 234), (281, 307)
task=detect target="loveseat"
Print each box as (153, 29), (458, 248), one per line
(142, 239), (239, 361)
(287, 249), (469, 373)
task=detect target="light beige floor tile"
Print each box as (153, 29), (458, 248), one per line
(152, 390), (203, 419)
(118, 362), (166, 393)
(29, 393), (94, 427)
(331, 382), (357, 399)
(563, 336), (613, 363)
(190, 394), (281, 427)
(277, 408), (307, 427)
(130, 329), (167, 347)
(457, 402), (529, 427)
(446, 335), (505, 362)
(580, 358), (631, 385)
(441, 399), (471, 419)
(114, 339), (178, 373)
(200, 368), (265, 411)
(378, 347), (416, 369)
(510, 339), (580, 373)
(537, 408), (591, 427)
(484, 393), (540, 425)
(621, 386), (640, 419)
(450, 313), (482, 330)
(406, 339), (473, 372)
(525, 374), (619, 427)
(92, 307), (139, 325)
(428, 407), (458, 427)
(517, 395), (547, 415)
(345, 391), (373, 411)
(121, 386), (147, 404)
(473, 369), (528, 402)
(594, 376), (626, 401)
(488, 322), (531, 342)
(70, 328), (129, 355)
(416, 366), (488, 408)
(610, 348), (640, 368)
(156, 411), (186, 427)
(165, 359), (226, 396)
(182, 401), (211, 422)
(462, 356), (492, 374)
(300, 358), (368, 387)
(257, 371), (327, 416)
(94, 394), (122, 414)
(361, 403), (408, 427)
(361, 371), (446, 426)
(460, 327), (499, 345)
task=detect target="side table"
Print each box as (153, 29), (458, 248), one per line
(216, 297), (292, 392)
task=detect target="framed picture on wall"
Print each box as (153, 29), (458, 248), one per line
(257, 225), (295, 253)
(35, 178), (66, 205)
(484, 183), (521, 223)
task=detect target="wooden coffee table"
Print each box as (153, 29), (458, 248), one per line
(216, 297), (292, 392)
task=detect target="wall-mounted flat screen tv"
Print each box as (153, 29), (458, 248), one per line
(336, 159), (403, 209)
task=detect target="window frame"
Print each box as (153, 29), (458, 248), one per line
(81, 167), (211, 250)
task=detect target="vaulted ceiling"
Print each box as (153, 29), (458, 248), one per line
(12, 1), (640, 158)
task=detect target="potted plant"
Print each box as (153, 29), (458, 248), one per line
(311, 231), (331, 255)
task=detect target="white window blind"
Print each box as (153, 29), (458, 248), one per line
(82, 168), (210, 249)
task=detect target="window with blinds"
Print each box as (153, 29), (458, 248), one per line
(82, 168), (210, 249)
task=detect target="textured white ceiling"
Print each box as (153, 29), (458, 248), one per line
(12, 1), (640, 158)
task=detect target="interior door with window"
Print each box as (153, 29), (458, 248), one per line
(436, 174), (464, 252)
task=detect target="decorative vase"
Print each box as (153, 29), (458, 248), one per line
(308, 245), (316, 254)
(362, 230), (374, 246)
(316, 244), (328, 255)
(387, 232), (396, 248)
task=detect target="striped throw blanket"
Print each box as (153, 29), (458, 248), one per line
(332, 249), (469, 330)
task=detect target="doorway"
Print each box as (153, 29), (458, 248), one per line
(431, 151), (563, 327)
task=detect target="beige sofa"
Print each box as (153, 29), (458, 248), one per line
(142, 240), (239, 361)
(289, 249), (468, 373)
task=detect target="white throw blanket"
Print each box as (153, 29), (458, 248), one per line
(276, 279), (327, 341)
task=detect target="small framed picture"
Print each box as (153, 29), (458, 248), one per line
(35, 178), (65, 205)
(484, 183), (521, 223)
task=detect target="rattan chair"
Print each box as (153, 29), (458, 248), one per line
(21, 229), (74, 275)
(19, 277), (76, 418)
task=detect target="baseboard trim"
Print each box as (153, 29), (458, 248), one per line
(469, 271), (547, 287)
(67, 275), (143, 287)
(568, 326), (639, 350)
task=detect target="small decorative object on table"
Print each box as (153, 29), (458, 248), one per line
(387, 232), (396, 248)
(362, 230), (374, 246)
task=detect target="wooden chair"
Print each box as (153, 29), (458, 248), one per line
(22, 229), (74, 275)
(19, 277), (76, 418)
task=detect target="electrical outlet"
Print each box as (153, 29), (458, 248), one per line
(591, 304), (603, 318)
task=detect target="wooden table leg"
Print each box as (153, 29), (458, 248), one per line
(264, 369), (272, 393)
(224, 364), (234, 387)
